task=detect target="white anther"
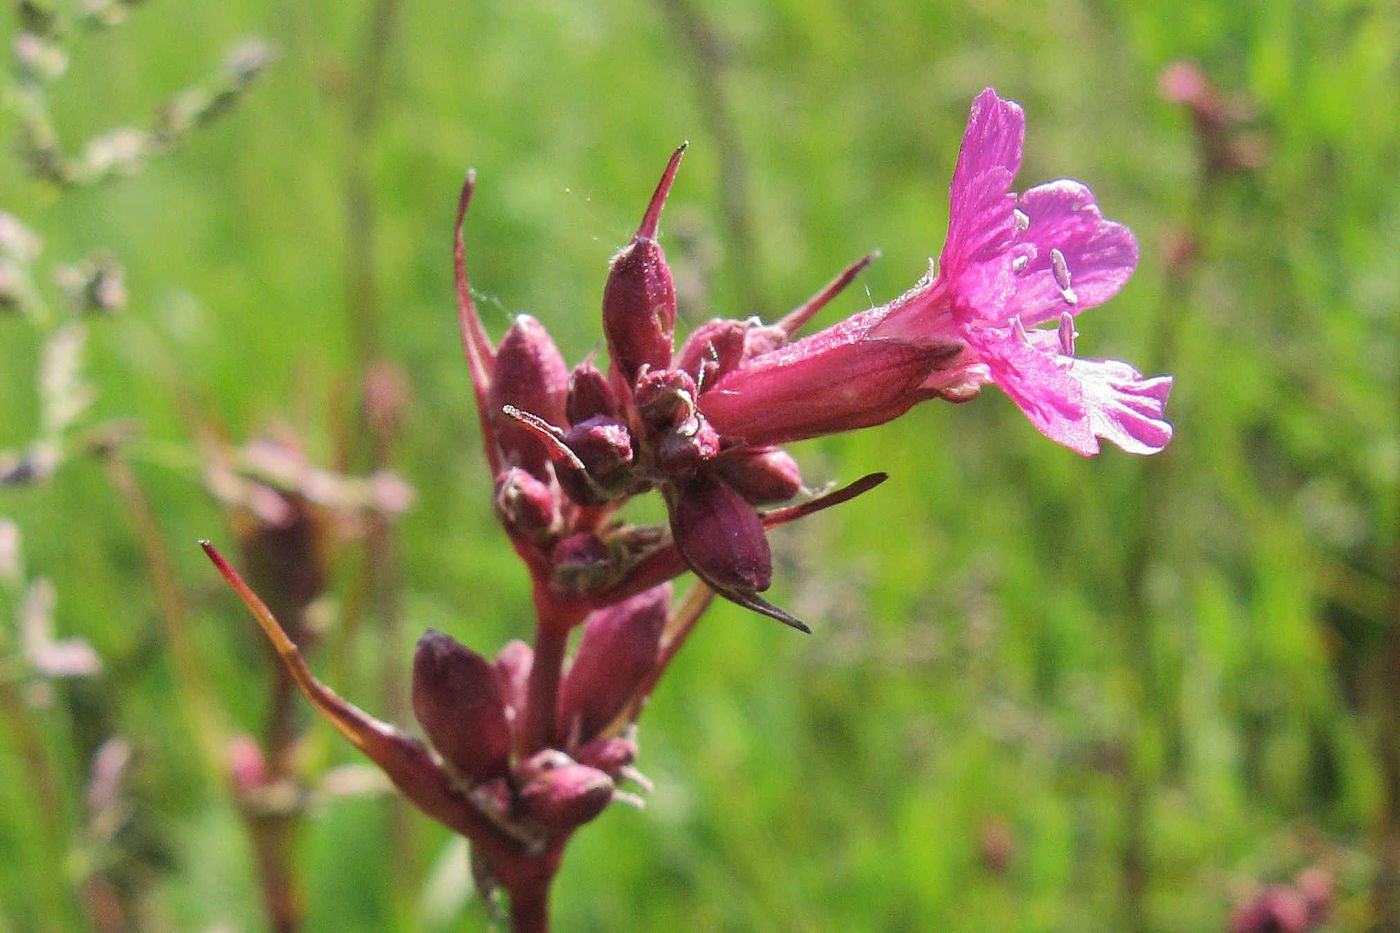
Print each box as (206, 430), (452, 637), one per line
(1057, 311), (1077, 356)
(1014, 210), (1030, 233)
(1050, 249), (1071, 290)
(1011, 254), (1029, 274)
(1050, 248), (1078, 306)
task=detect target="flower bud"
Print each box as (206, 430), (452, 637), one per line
(1297, 868), (1332, 925)
(557, 583), (669, 743)
(669, 474), (771, 594)
(656, 417), (720, 479)
(516, 754), (614, 830)
(556, 416), (635, 504)
(675, 318), (748, 387)
(604, 241), (675, 387)
(573, 736), (638, 776)
(489, 315), (569, 476)
(716, 446), (803, 504)
(493, 467), (559, 542)
(411, 630), (511, 782)
(634, 368), (697, 431)
(602, 145), (685, 388)
(566, 360), (619, 424)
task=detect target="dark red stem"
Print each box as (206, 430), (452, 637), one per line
(518, 584), (588, 756)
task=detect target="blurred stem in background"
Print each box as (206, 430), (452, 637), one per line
(1377, 437), (1400, 925)
(337, 0), (414, 917)
(654, 0), (767, 314)
(102, 450), (229, 781)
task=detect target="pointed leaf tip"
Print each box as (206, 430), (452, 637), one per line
(637, 144), (688, 240)
(724, 588), (811, 633)
(778, 252), (882, 337)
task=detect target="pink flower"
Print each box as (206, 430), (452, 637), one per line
(703, 88), (1173, 456)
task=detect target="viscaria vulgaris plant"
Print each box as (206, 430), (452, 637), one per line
(203, 88), (1172, 929)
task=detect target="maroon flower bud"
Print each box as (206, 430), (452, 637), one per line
(493, 467), (559, 542)
(489, 314), (569, 476)
(675, 318), (749, 388)
(494, 639), (533, 724)
(716, 446), (803, 504)
(557, 583), (669, 743)
(557, 416), (635, 503)
(602, 145), (685, 388)
(669, 474), (771, 595)
(411, 630), (511, 782)
(634, 368), (698, 431)
(573, 736), (637, 776)
(516, 754), (614, 830)
(566, 360), (619, 424)
(656, 417), (720, 479)
(550, 532), (615, 593)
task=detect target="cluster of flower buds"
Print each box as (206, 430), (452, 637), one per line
(470, 144), (892, 630)
(411, 587), (669, 837)
(200, 544), (672, 892)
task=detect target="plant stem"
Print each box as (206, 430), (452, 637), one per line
(501, 851), (560, 930)
(504, 874), (546, 930)
(245, 812), (303, 933)
(102, 453), (227, 781)
(518, 593), (574, 757)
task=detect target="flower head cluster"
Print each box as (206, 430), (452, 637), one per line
(206, 88), (1172, 923)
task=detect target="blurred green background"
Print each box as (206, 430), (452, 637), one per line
(2, 0), (1397, 929)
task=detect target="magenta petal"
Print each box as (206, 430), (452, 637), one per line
(940, 89), (1024, 304)
(1010, 181), (1139, 327)
(1072, 358), (1174, 455)
(970, 328), (1097, 455)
